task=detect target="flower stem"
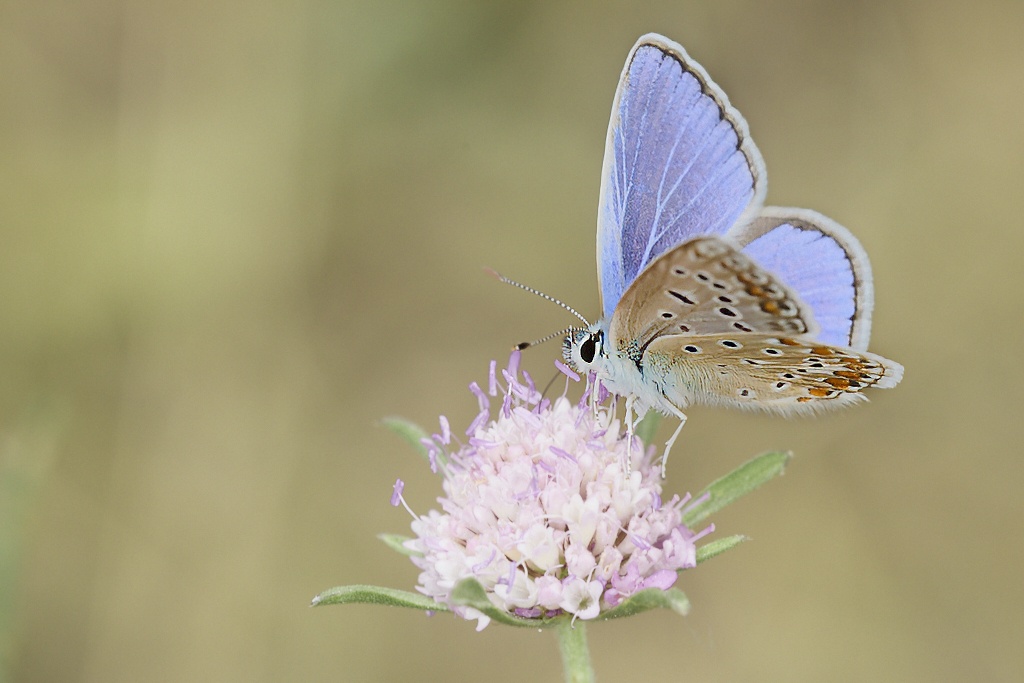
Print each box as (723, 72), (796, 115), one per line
(556, 621), (595, 683)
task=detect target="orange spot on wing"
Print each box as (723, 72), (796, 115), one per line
(824, 377), (851, 390)
(809, 387), (831, 397)
(779, 338), (802, 346)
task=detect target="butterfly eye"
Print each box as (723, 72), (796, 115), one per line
(580, 335), (599, 363)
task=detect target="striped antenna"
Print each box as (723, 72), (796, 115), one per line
(484, 268), (590, 326)
(514, 325), (585, 351)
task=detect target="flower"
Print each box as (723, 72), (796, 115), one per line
(401, 351), (712, 630)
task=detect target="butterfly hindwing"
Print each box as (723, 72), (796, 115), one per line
(642, 333), (903, 413)
(597, 34), (766, 320)
(729, 208), (874, 350)
(604, 234), (903, 416)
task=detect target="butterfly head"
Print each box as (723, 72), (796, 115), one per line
(563, 326), (605, 374)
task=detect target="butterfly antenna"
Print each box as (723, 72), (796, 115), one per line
(484, 268), (590, 326)
(514, 325), (581, 351)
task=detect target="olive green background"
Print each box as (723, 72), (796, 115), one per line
(2, 1), (1021, 681)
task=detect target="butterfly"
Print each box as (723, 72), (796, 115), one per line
(559, 34), (904, 469)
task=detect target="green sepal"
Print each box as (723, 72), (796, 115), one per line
(381, 417), (449, 468)
(598, 586), (690, 620)
(696, 534), (748, 564)
(683, 451), (790, 526)
(449, 578), (561, 628)
(634, 412), (662, 447)
(380, 416), (429, 458)
(378, 533), (418, 557)
(311, 584), (448, 612)
(447, 578), (690, 627)
(312, 579), (696, 626)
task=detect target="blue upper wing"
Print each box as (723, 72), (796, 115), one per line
(597, 34), (766, 320)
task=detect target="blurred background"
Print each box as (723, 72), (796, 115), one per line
(2, 1), (1022, 681)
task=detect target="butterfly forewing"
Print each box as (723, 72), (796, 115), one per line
(608, 236), (818, 361)
(597, 35), (766, 320)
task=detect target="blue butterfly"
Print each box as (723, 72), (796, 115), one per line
(560, 34), (903, 466)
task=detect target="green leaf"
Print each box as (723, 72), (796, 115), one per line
(315, 578), (696, 629)
(311, 584), (448, 612)
(683, 451), (790, 526)
(598, 587), (690, 620)
(378, 533), (418, 557)
(634, 411), (662, 447)
(380, 417), (431, 460)
(696, 534), (748, 564)
(449, 578), (562, 628)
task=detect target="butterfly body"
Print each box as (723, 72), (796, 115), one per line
(562, 34), (902, 454)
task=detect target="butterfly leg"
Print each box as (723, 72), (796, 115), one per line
(623, 395), (635, 474)
(659, 406), (688, 478)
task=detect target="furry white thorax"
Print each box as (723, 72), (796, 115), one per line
(563, 321), (691, 421)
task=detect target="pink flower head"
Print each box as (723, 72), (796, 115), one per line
(404, 352), (708, 629)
